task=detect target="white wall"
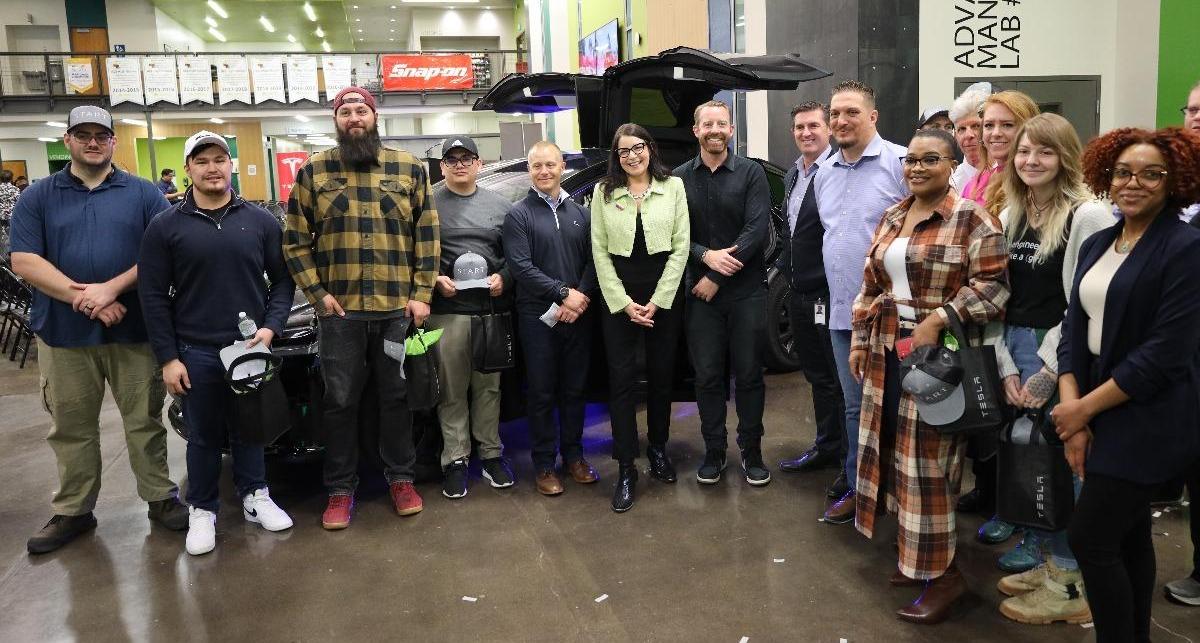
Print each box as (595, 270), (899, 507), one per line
(105, 0), (159, 52)
(155, 8), (206, 53)
(407, 8), (516, 51)
(0, 139), (52, 179)
(0, 1), (70, 51)
(743, 0), (769, 159)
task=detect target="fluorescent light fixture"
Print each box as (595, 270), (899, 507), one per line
(294, 115), (310, 122)
(403, 0), (478, 3)
(204, 16), (218, 28)
(121, 118), (148, 127)
(356, 29), (363, 33)
(206, 0), (228, 19)
(209, 117), (225, 124)
(259, 16), (275, 32)
(45, 121), (68, 127)
(287, 34), (297, 43)
(353, 4), (359, 8)
(38, 137), (57, 142)
(314, 27), (325, 37)
(303, 2), (317, 21)
(321, 40), (331, 52)
(355, 18), (361, 22)
(208, 27), (226, 42)
(388, 38), (395, 41)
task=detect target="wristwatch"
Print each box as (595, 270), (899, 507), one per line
(558, 285), (570, 302)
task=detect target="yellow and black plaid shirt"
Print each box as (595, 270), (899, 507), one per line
(283, 146), (440, 312)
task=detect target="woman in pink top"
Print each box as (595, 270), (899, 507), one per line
(961, 91), (1040, 214)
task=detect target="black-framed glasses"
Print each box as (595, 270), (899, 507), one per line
(71, 131), (113, 144)
(1180, 106), (1200, 118)
(1110, 167), (1168, 188)
(616, 142), (647, 158)
(901, 155), (954, 168)
(441, 155), (478, 168)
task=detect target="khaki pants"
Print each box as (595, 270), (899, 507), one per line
(37, 339), (177, 515)
(426, 313), (503, 468)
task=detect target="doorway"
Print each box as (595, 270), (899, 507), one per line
(955, 76), (1101, 142)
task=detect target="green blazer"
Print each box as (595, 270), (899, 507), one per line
(589, 176), (691, 313)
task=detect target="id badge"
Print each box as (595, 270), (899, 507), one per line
(813, 300), (827, 326)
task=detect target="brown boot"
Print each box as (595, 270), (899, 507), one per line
(890, 568), (920, 587)
(896, 564), (966, 624)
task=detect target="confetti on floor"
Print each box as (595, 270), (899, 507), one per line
(773, 558), (785, 563)
(462, 596), (478, 603)
(594, 594), (608, 603)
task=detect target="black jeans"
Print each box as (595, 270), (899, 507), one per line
(518, 311), (593, 470)
(601, 300), (683, 464)
(685, 289), (766, 452)
(786, 289), (846, 459)
(318, 315), (415, 493)
(1068, 473), (1158, 643)
(1188, 457), (1200, 579)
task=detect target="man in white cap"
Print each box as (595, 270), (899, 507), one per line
(426, 135), (517, 499)
(12, 106), (188, 554)
(138, 131), (295, 555)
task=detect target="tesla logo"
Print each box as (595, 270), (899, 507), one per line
(972, 375), (991, 417)
(279, 156), (306, 175)
(275, 152), (310, 203)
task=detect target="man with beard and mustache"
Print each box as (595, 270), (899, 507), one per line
(283, 87), (440, 530)
(672, 100), (773, 487)
(12, 106), (189, 554)
(139, 131), (295, 555)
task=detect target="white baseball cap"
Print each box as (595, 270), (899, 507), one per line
(184, 130), (231, 159)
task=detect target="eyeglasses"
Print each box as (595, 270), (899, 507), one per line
(442, 155), (478, 168)
(71, 131), (113, 144)
(616, 142), (647, 158)
(1180, 106), (1200, 118)
(901, 155), (954, 168)
(1110, 167), (1168, 188)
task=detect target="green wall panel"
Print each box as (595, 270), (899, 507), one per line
(1156, 0), (1200, 127)
(65, 0), (108, 29)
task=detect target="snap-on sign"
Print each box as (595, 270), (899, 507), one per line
(381, 54), (475, 91)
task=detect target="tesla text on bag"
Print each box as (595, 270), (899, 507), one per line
(381, 54), (475, 91)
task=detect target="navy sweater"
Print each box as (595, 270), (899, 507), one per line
(502, 188), (597, 316)
(138, 191), (295, 364)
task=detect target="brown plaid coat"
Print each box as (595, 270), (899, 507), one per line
(850, 191), (1009, 580)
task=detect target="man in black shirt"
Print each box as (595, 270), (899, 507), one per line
(673, 99), (772, 486)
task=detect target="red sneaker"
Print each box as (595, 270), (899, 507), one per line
(322, 494), (354, 530)
(389, 481), (423, 516)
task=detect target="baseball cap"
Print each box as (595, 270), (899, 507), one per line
(183, 130), (231, 159)
(918, 106), (950, 128)
(441, 135), (479, 158)
(332, 86), (377, 113)
(67, 105), (114, 133)
(452, 252), (491, 290)
(901, 344), (965, 426)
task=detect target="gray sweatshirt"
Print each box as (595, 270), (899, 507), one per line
(431, 184), (514, 315)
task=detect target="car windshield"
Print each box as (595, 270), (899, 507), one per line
(474, 153), (598, 203)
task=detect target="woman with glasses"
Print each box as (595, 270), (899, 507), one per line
(850, 128), (1008, 624)
(985, 113), (1113, 625)
(1052, 127), (1200, 643)
(590, 123), (690, 513)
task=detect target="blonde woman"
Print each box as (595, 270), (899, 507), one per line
(961, 90), (1040, 214)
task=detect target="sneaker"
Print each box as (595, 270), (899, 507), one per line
(26, 513), (98, 555)
(978, 515), (1017, 544)
(390, 481), (424, 516)
(322, 494), (355, 530)
(442, 459), (469, 499)
(1164, 575), (1200, 606)
(999, 567), (1091, 625)
(148, 496), (189, 531)
(740, 447), (772, 486)
(998, 530), (1044, 573)
(186, 507), (217, 556)
(696, 449), (727, 484)
(481, 457), (516, 488)
(998, 563), (1049, 596)
(242, 488), (293, 532)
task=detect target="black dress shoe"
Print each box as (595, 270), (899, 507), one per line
(955, 488), (981, 514)
(826, 470), (850, 499)
(646, 444), (677, 483)
(779, 447), (840, 473)
(27, 513), (98, 554)
(611, 465), (638, 513)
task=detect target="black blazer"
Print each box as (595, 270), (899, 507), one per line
(1058, 208), (1200, 484)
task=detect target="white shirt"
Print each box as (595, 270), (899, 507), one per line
(884, 237), (916, 320)
(950, 162), (979, 193)
(1079, 240), (1129, 355)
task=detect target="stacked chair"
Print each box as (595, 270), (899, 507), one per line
(0, 264), (34, 368)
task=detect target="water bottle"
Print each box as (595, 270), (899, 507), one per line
(237, 312), (258, 340)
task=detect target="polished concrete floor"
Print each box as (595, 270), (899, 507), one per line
(1, 353), (1196, 643)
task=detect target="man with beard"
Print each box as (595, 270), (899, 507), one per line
(139, 131), (295, 555)
(672, 100), (773, 487)
(284, 87), (440, 530)
(12, 106), (188, 554)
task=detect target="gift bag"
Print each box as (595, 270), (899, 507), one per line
(404, 327), (443, 411)
(471, 307), (515, 373)
(223, 351), (290, 447)
(996, 409), (1075, 531)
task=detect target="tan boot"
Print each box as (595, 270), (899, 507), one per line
(997, 562), (1050, 596)
(999, 565), (1092, 625)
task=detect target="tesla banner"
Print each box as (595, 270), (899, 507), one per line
(381, 54), (474, 91)
(275, 151), (310, 204)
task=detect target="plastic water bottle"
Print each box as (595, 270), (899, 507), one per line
(237, 312), (258, 340)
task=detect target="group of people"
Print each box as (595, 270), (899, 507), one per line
(7, 75), (1200, 641)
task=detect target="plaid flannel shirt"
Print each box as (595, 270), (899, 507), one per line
(283, 146), (440, 312)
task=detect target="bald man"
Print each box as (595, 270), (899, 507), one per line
(502, 141), (600, 495)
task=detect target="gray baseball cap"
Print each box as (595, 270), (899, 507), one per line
(453, 252), (491, 290)
(67, 106), (114, 133)
(441, 135), (479, 158)
(901, 345), (965, 426)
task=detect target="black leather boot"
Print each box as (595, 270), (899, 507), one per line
(646, 444), (676, 483)
(611, 464), (638, 513)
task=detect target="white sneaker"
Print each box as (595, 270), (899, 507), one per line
(186, 507), (216, 556)
(242, 488), (293, 532)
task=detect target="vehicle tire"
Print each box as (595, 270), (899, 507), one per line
(167, 399), (187, 441)
(762, 273), (801, 373)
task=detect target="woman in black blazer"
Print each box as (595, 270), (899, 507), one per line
(1052, 127), (1200, 643)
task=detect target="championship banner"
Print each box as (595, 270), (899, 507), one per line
(106, 57), (144, 105)
(179, 56), (214, 104)
(380, 54), (474, 91)
(286, 56), (319, 104)
(65, 57), (95, 94)
(321, 56), (352, 102)
(250, 56), (286, 104)
(275, 151), (310, 203)
(141, 56), (179, 105)
(217, 56), (251, 105)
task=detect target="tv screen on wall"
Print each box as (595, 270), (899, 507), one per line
(579, 19), (621, 75)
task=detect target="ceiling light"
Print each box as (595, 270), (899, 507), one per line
(209, 117), (225, 124)
(303, 2), (317, 21)
(287, 34), (297, 43)
(353, 4), (359, 8)
(38, 137), (57, 142)
(355, 18), (361, 22)
(45, 121), (68, 127)
(322, 41), (331, 52)
(390, 4), (397, 8)
(314, 26), (325, 37)
(121, 118), (148, 127)
(389, 38), (395, 41)
(259, 16), (275, 32)
(390, 18), (396, 22)
(204, 16), (218, 28)
(390, 29), (396, 32)
(295, 115), (310, 122)
(206, 0), (228, 19)
(403, 0), (478, 3)
(356, 29), (363, 33)
(208, 27), (226, 42)
(153, 136), (168, 141)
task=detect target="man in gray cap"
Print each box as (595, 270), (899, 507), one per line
(427, 135), (517, 499)
(11, 106), (188, 554)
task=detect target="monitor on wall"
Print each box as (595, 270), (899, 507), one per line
(579, 19), (621, 75)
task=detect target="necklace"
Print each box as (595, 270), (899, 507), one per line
(1116, 229), (1143, 254)
(1027, 194), (1051, 222)
(629, 188), (648, 201)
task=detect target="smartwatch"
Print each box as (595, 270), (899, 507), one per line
(558, 285), (570, 302)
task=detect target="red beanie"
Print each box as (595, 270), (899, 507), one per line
(332, 86), (376, 113)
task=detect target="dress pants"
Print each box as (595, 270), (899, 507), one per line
(518, 310), (593, 470)
(685, 289), (766, 452)
(786, 288), (845, 459)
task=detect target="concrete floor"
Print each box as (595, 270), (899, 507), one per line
(0, 353), (1196, 643)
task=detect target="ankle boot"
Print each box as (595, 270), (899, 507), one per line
(646, 444), (676, 483)
(896, 563), (966, 624)
(611, 464), (638, 513)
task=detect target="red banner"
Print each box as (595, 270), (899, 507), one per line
(275, 151), (309, 204)
(381, 54), (475, 91)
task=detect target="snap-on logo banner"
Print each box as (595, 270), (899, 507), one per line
(381, 54), (474, 91)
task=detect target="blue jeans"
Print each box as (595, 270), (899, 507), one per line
(1005, 325), (1078, 570)
(829, 329), (863, 492)
(178, 342), (266, 513)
